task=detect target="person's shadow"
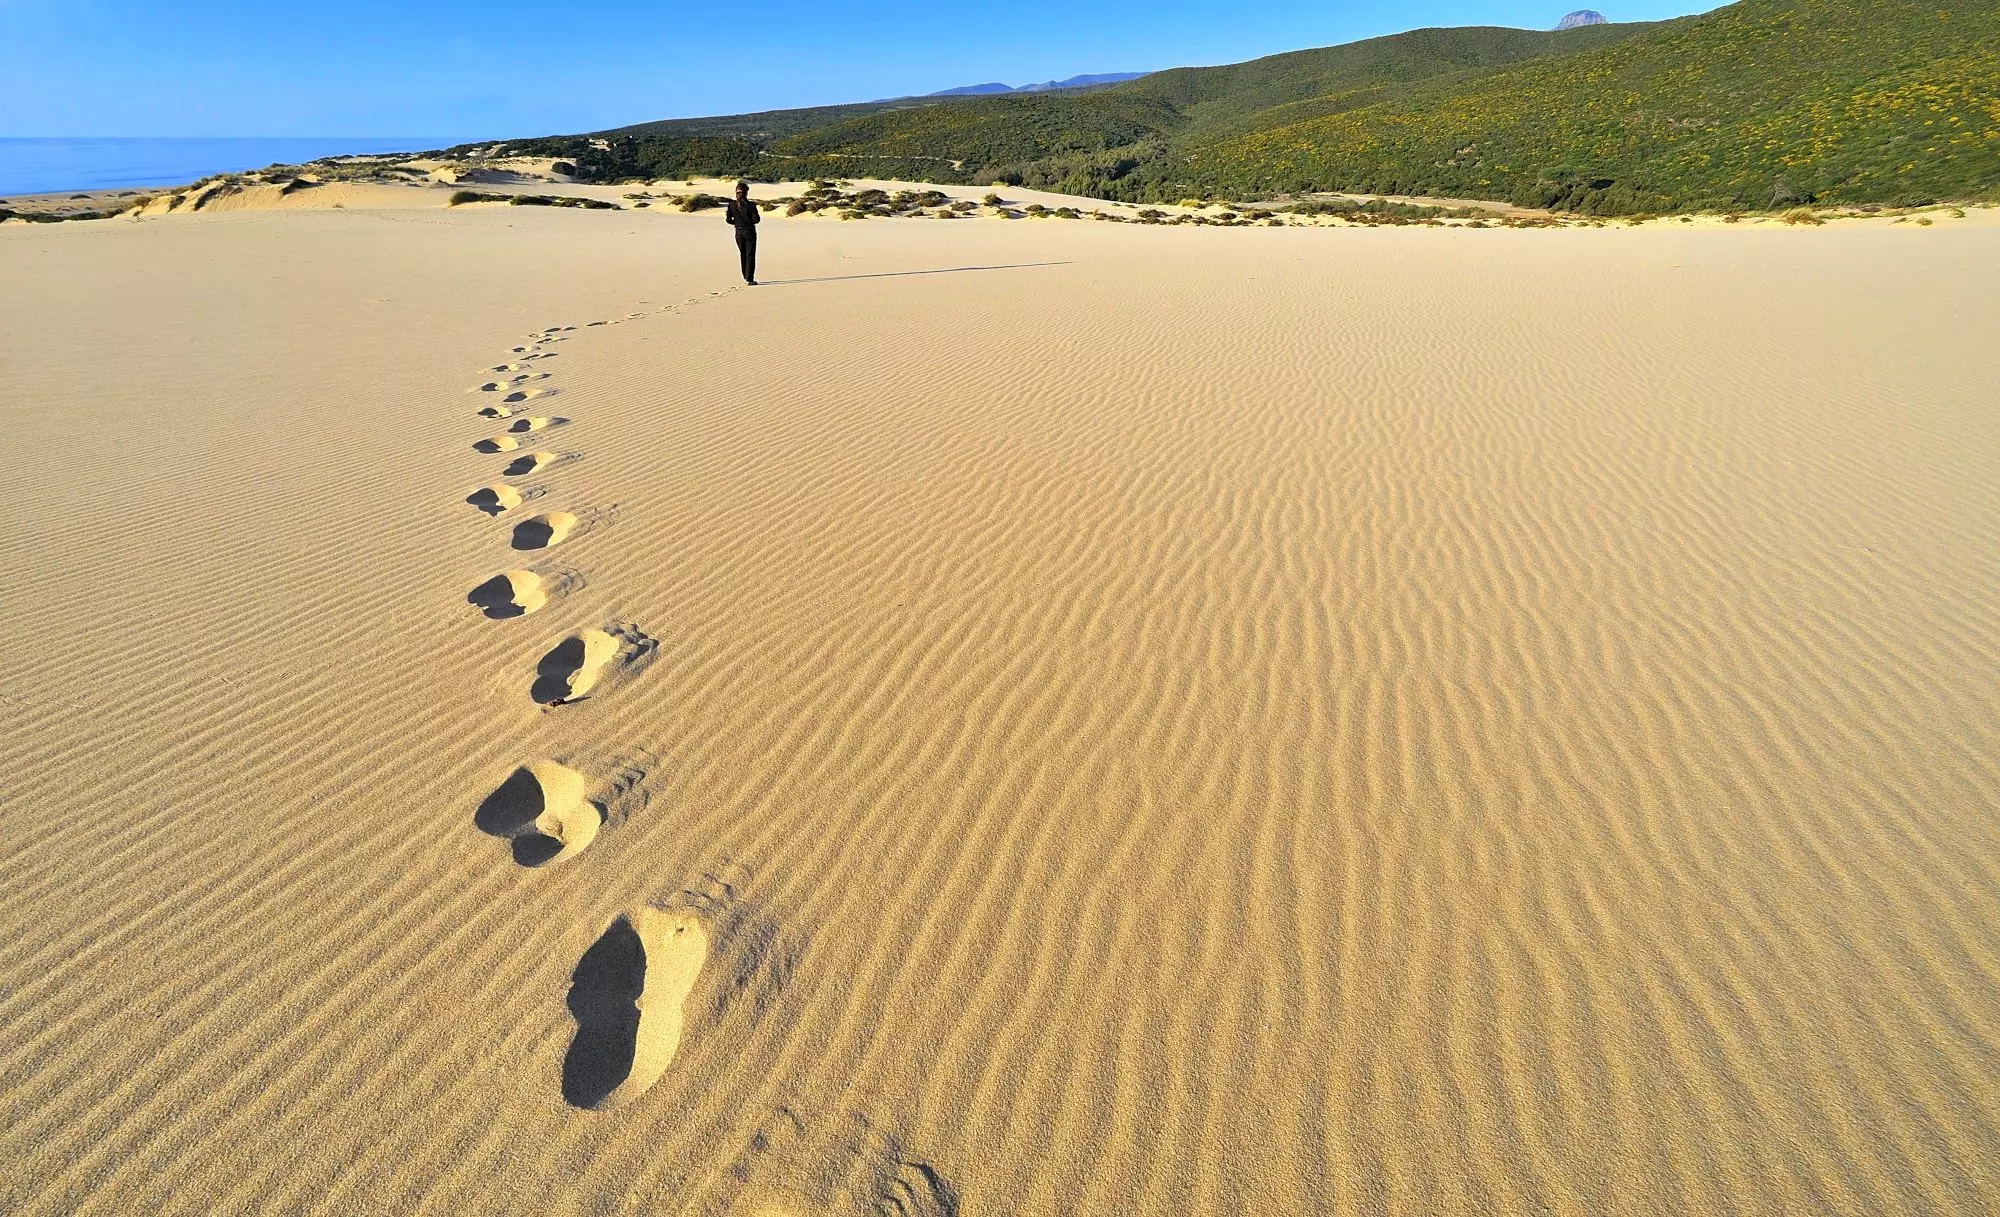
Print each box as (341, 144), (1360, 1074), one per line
(760, 261), (1069, 286)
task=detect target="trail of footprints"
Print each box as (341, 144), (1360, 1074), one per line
(448, 307), (953, 1208)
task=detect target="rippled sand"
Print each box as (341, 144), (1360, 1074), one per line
(1, 202), (1996, 1216)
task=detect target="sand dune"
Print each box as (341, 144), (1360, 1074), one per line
(1, 198), (1997, 1215)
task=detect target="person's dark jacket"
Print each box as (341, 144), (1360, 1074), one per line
(725, 197), (761, 229)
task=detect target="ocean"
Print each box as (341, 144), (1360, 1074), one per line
(0, 137), (473, 200)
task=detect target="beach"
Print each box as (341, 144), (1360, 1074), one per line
(2, 193), (1997, 1215)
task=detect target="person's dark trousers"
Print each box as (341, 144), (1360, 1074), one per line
(735, 228), (757, 283)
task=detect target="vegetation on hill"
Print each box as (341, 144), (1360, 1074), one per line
(470, 0), (1999, 213)
(1118, 23), (1648, 133)
(1182, 0), (2000, 211)
(772, 92), (1188, 164)
(476, 134), (765, 181)
(605, 100), (931, 142)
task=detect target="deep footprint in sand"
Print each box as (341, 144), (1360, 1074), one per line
(477, 404), (513, 419)
(507, 414), (563, 433)
(502, 451), (561, 477)
(474, 760), (601, 866)
(468, 569), (548, 618)
(512, 511), (579, 550)
(474, 435), (521, 454)
(531, 625), (657, 705)
(503, 388), (555, 404)
(533, 629), (618, 705)
(563, 908), (709, 1110)
(467, 483), (543, 516)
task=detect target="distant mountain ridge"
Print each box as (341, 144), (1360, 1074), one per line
(928, 73), (1147, 97)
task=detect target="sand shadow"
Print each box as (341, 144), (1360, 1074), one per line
(511, 830), (570, 867)
(475, 761), (602, 866)
(562, 909), (707, 1110)
(511, 511), (578, 551)
(529, 625), (654, 707)
(761, 261), (1069, 286)
(467, 571), (538, 618)
(467, 485), (526, 516)
(531, 634), (597, 705)
(474, 765), (547, 836)
(501, 451), (562, 477)
(563, 916), (646, 1109)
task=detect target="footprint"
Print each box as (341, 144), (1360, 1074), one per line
(474, 435), (521, 454)
(467, 567), (581, 618)
(503, 388), (556, 404)
(533, 629), (618, 704)
(502, 451), (563, 477)
(491, 362), (525, 372)
(506, 414), (564, 433)
(466, 483), (543, 516)
(531, 624), (657, 706)
(876, 1165), (958, 1217)
(468, 568), (545, 617)
(474, 760), (601, 866)
(563, 907), (709, 1110)
(510, 345), (530, 354)
(476, 381), (506, 393)
(511, 511), (578, 550)
(477, 404), (513, 419)
(727, 1109), (959, 1217)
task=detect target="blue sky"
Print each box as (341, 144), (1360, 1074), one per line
(1, 0), (1718, 137)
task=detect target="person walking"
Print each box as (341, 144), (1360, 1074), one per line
(725, 181), (760, 285)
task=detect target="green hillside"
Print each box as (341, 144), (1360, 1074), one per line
(771, 92), (1188, 163)
(1183, 0), (2000, 210)
(605, 100), (939, 143)
(755, 24), (1651, 188)
(481, 0), (2000, 213)
(1062, 23), (1649, 136)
